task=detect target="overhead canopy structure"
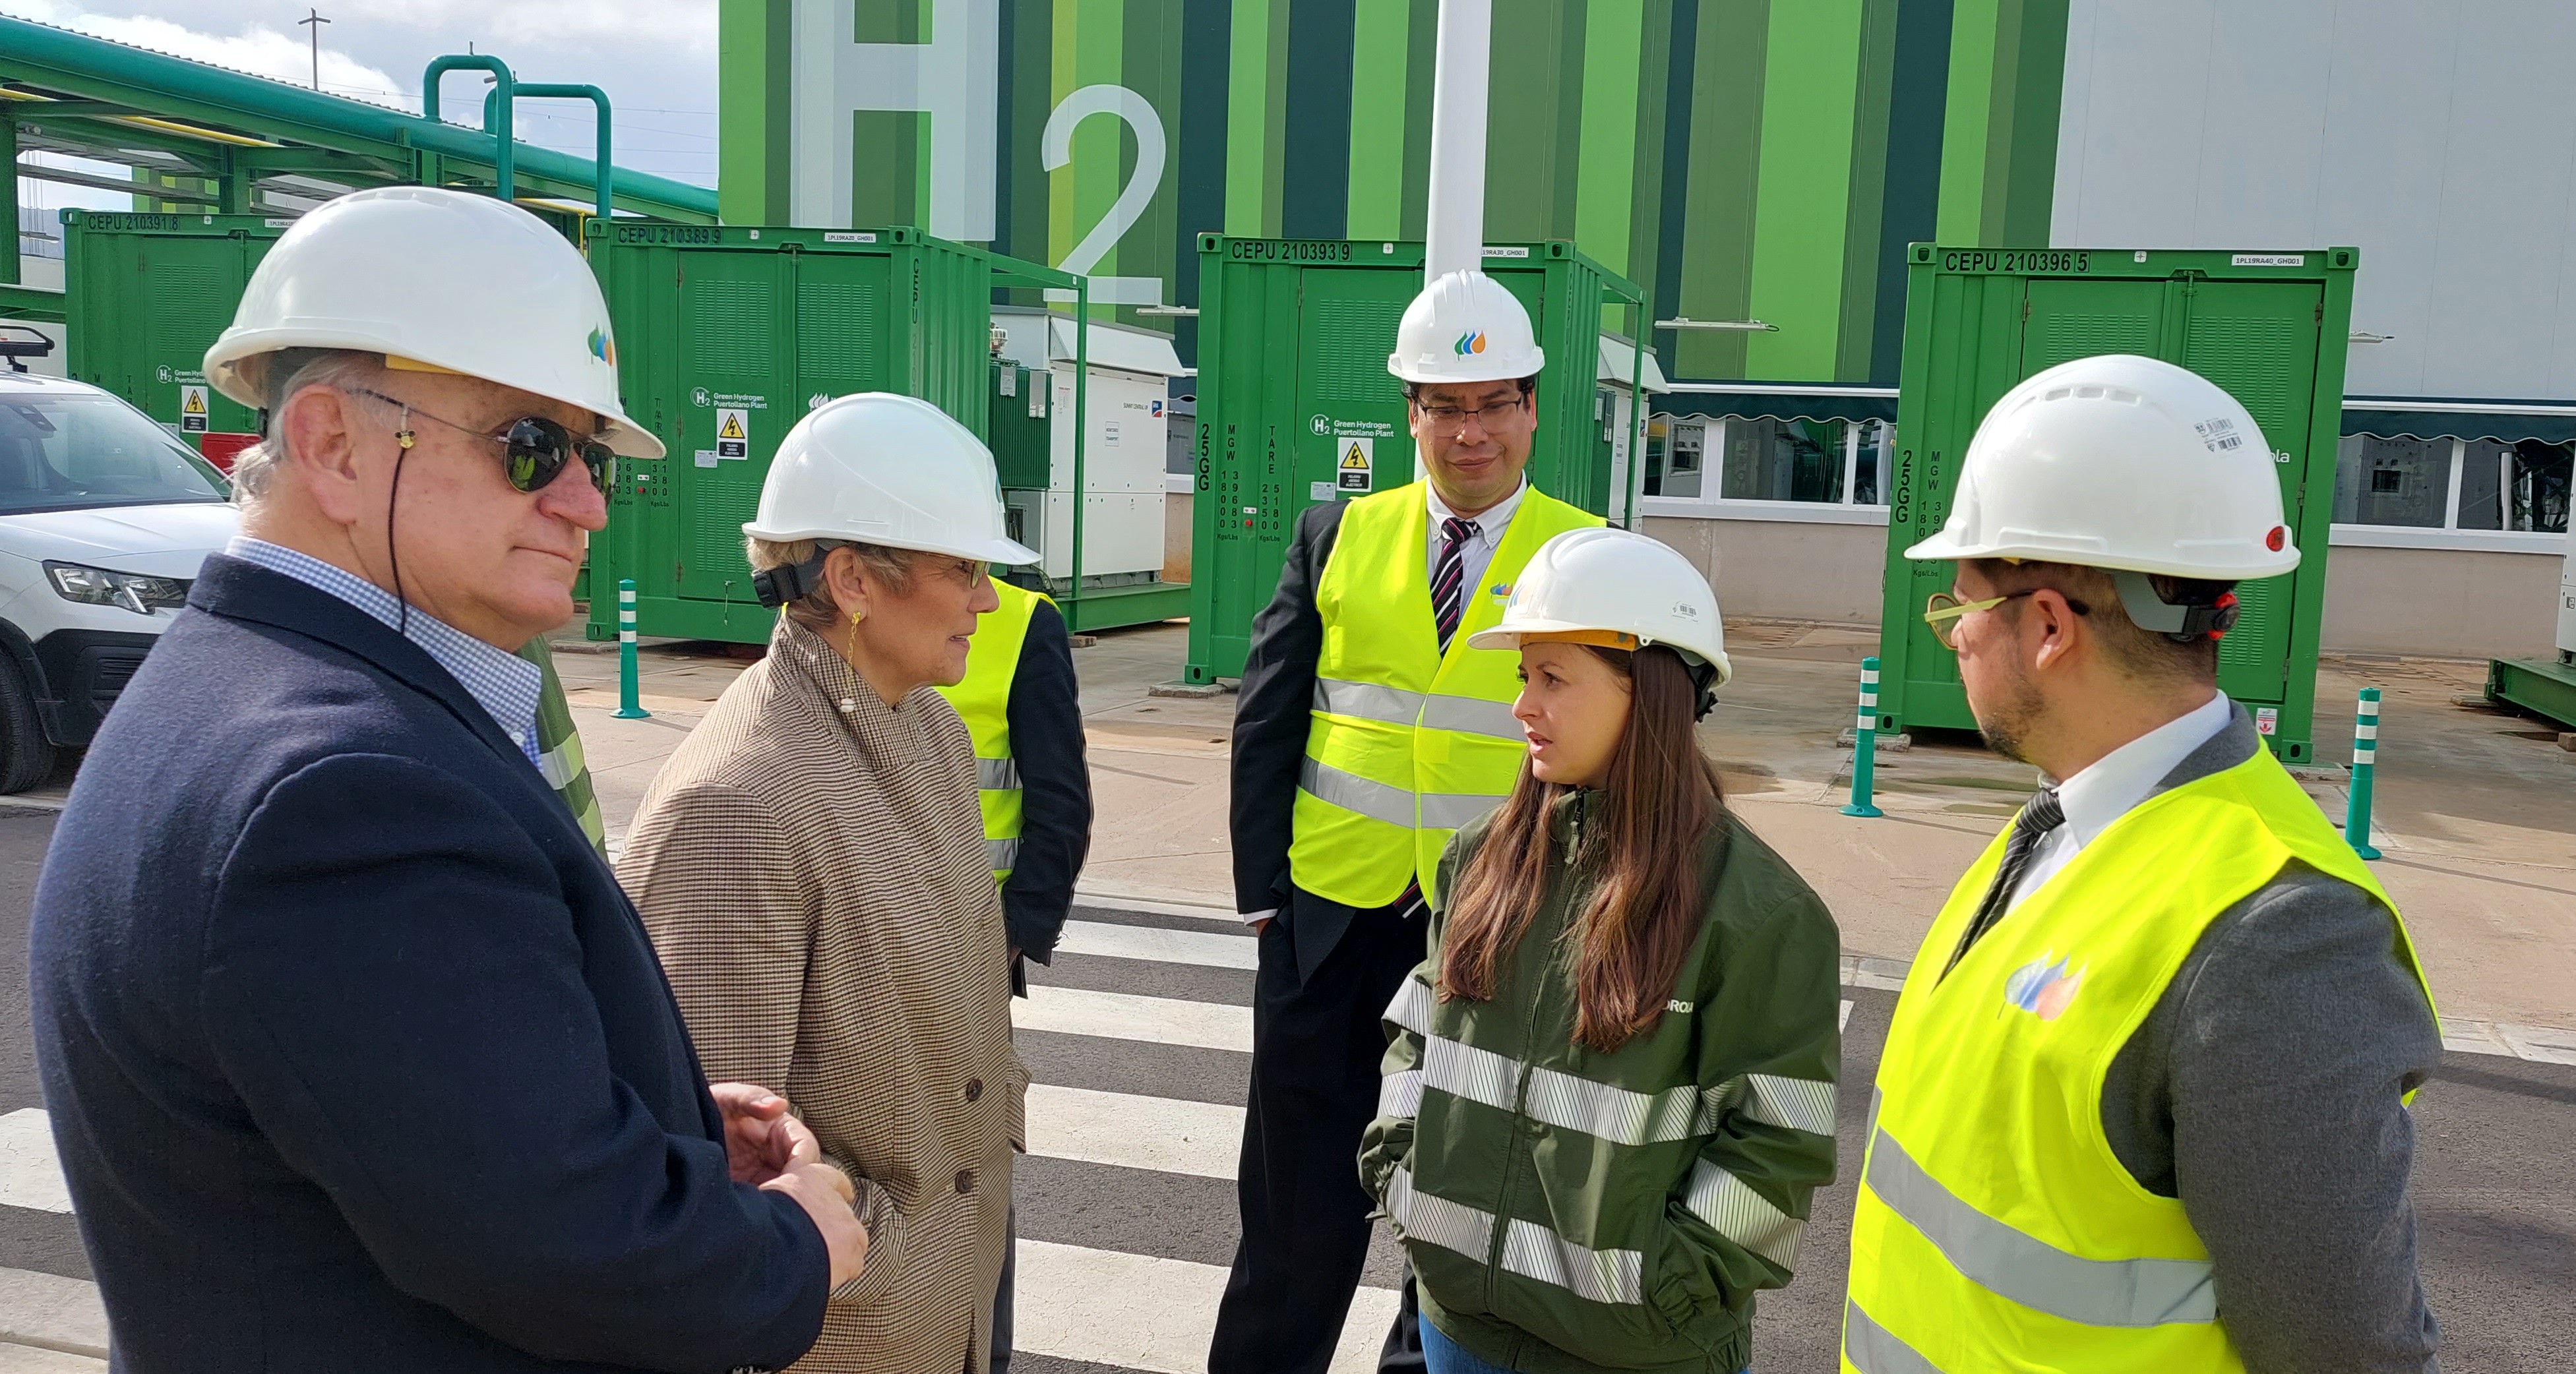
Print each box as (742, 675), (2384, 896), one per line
(0, 13), (717, 313)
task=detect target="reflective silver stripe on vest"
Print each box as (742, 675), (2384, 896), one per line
(1683, 1160), (1806, 1269)
(976, 756), (1020, 791)
(1387, 1168), (1644, 1306)
(1299, 757), (1419, 829)
(1742, 1073), (1837, 1137)
(1379, 1069), (1423, 1120)
(1842, 1298), (1945, 1374)
(1419, 790), (1507, 831)
(1420, 694), (1525, 741)
(1314, 679), (1526, 743)
(987, 837), (1021, 872)
(1387, 977), (1707, 1148)
(1316, 678), (1425, 726)
(1864, 1125), (2219, 1327)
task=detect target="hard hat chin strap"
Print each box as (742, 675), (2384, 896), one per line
(753, 540), (845, 610)
(2110, 570), (2240, 643)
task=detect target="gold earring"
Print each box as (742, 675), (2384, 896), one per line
(849, 607), (866, 628)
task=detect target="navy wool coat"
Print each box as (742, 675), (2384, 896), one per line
(30, 554), (827, 1373)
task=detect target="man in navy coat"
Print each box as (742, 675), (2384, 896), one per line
(29, 186), (867, 1373)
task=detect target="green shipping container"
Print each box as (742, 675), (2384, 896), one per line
(1185, 237), (1647, 684)
(582, 222), (1011, 645)
(60, 210), (290, 467)
(1876, 244), (2360, 763)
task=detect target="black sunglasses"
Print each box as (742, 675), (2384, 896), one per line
(345, 386), (617, 496)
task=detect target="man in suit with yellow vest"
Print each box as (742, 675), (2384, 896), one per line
(1212, 270), (1602, 1374)
(1841, 354), (2441, 1374)
(936, 574), (1091, 1374)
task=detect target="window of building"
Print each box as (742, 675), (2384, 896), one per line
(2333, 434), (2571, 538)
(1640, 414), (1891, 520)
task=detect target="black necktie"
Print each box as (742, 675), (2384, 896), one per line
(1941, 785), (2066, 979)
(1431, 516), (1479, 653)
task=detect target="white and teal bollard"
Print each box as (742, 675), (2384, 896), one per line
(2343, 686), (2379, 858)
(1842, 655), (1884, 818)
(613, 579), (650, 721)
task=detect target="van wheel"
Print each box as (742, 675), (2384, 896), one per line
(0, 655), (58, 794)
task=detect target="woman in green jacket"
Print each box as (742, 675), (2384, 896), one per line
(1360, 527), (1842, 1374)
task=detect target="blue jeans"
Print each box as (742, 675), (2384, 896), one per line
(1419, 1317), (1746, 1374)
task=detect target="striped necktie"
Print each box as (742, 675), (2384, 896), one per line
(1940, 785), (2066, 980)
(1432, 516), (1479, 653)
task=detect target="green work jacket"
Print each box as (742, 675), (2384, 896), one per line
(1361, 792), (1843, 1374)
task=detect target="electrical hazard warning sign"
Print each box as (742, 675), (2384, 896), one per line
(1337, 437), (1373, 492)
(179, 385), (210, 434)
(716, 408), (750, 460)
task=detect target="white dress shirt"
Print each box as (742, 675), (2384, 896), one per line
(2006, 690), (2235, 911)
(1426, 477), (1526, 600)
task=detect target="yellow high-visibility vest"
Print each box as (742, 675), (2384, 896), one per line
(935, 576), (1050, 881)
(1287, 481), (1601, 909)
(1842, 742), (2435, 1374)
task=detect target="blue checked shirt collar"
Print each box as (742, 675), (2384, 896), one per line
(224, 537), (546, 771)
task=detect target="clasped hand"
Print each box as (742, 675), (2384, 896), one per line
(711, 1083), (871, 1288)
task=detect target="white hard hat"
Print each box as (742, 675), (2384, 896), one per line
(1903, 353), (2298, 581)
(204, 186), (661, 460)
(743, 392), (1037, 564)
(1388, 270), (1545, 385)
(1468, 527), (1731, 687)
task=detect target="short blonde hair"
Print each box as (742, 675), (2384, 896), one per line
(744, 536), (915, 633)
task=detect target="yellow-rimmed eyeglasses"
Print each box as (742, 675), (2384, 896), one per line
(1922, 589), (2039, 651)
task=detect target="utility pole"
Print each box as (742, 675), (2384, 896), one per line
(297, 9), (329, 91)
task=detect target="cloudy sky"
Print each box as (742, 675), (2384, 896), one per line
(7, 0), (718, 220)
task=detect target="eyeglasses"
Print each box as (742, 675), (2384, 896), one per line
(1412, 396), (1528, 434)
(918, 555), (989, 591)
(1922, 587), (2091, 650)
(343, 386), (616, 496)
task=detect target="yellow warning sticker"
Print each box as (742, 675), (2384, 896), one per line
(1337, 436), (1373, 492)
(716, 407), (749, 459)
(718, 413), (745, 440)
(179, 384), (210, 433)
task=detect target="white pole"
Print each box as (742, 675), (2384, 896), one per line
(1423, 0), (1493, 285)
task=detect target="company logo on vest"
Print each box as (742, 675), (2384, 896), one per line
(2004, 953), (2086, 1021)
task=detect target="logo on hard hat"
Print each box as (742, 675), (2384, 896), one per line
(587, 328), (615, 367)
(1454, 331), (1487, 357)
(2265, 525), (2286, 551)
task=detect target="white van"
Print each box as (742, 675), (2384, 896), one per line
(0, 367), (237, 791)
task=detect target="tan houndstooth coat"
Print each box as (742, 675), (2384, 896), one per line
(619, 616), (1023, 1374)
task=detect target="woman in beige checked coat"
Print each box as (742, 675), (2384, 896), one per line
(619, 394), (1042, 1374)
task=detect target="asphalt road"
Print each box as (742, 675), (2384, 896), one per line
(0, 810), (2567, 1371)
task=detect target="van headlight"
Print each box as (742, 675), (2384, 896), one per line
(45, 561), (188, 616)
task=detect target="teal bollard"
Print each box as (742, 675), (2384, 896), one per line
(613, 579), (650, 720)
(2343, 686), (2379, 858)
(1842, 655), (1884, 818)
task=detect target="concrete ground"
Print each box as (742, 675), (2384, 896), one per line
(550, 616), (2576, 1039)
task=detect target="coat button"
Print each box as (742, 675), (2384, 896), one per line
(966, 1079), (983, 1102)
(955, 1170), (975, 1194)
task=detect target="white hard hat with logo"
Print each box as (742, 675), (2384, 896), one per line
(1388, 269), (1546, 385)
(1903, 353), (2297, 638)
(1469, 526), (1731, 688)
(204, 185), (662, 460)
(743, 392), (1037, 565)
(1905, 353), (2298, 579)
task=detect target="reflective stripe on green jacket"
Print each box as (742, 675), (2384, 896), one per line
(1359, 793), (1843, 1374)
(516, 638), (605, 857)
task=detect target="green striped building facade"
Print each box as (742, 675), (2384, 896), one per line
(719, 0), (2071, 384)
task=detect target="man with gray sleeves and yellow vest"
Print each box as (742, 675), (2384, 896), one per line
(1212, 271), (1602, 1374)
(1841, 355), (2441, 1374)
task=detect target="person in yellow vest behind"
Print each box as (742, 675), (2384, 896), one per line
(1841, 354), (2441, 1374)
(935, 573), (1092, 1374)
(1213, 270), (1603, 1374)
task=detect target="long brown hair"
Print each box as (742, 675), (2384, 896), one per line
(1438, 643), (1722, 1051)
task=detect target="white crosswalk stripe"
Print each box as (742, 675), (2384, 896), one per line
(1024, 1083), (1244, 1180)
(1014, 982), (1255, 1053)
(1057, 919), (1262, 970)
